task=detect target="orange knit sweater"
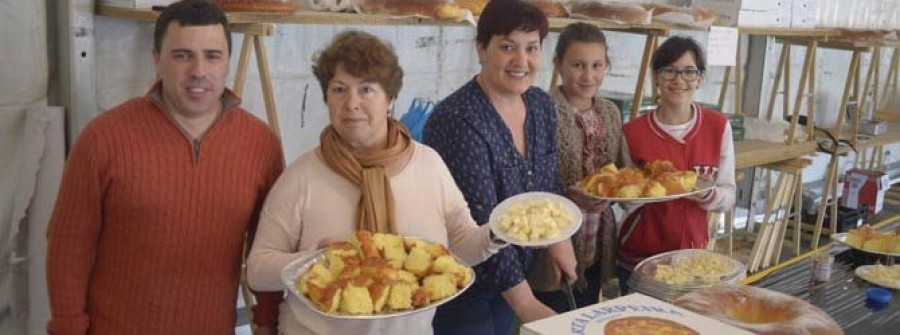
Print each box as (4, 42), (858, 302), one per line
(47, 87), (284, 334)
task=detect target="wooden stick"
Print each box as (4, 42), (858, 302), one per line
(773, 172), (799, 265)
(767, 44), (789, 121)
(233, 34), (253, 97)
(789, 41), (815, 144)
(808, 42), (817, 141)
(763, 173), (790, 268)
(632, 35), (657, 118)
(873, 46), (881, 114)
(812, 155), (839, 249)
(783, 44), (791, 124)
(253, 36), (281, 138)
(735, 38), (744, 115)
(859, 46), (879, 127)
(549, 66), (559, 92)
(719, 66), (732, 110)
(879, 48), (899, 109)
(793, 170), (803, 257)
(833, 50), (861, 142)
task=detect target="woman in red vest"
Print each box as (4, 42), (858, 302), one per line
(617, 36), (736, 293)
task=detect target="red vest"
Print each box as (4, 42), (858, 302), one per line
(618, 107), (727, 268)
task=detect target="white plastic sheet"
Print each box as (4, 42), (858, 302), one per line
(0, 106), (63, 335)
(0, 0), (48, 107)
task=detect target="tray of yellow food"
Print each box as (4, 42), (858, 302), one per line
(631, 249), (746, 301)
(488, 192), (582, 247)
(856, 264), (900, 290)
(577, 160), (714, 204)
(281, 230), (475, 319)
(831, 225), (900, 257)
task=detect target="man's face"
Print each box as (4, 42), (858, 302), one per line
(153, 23), (229, 119)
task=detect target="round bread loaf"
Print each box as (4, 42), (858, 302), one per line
(673, 285), (843, 335)
(524, 0), (567, 17)
(570, 2), (651, 24)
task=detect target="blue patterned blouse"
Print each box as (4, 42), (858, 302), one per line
(424, 77), (563, 301)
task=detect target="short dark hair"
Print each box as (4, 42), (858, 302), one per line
(651, 36), (706, 73)
(154, 0), (232, 54)
(554, 22), (610, 68)
(312, 31), (404, 101)
(476, 0), (549, 48)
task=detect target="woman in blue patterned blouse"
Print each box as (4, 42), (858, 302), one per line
(423, 0), (577, 334)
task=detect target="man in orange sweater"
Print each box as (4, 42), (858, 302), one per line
(46, 1), (283, 334)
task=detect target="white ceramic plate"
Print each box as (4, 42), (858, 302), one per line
(487, 192), (583, 247)
(580, 179), (715, 204)
(856, 265), (900, 290)
(831, 233), (900, 257)
(280, 240), (475, 319)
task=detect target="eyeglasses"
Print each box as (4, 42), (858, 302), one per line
(658, 68), (702, 82)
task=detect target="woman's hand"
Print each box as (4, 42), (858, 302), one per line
(566, 185), (609, 212)
(686, 175), (715, 203)
(316, 238), (340, 249)
(501, 281), (556, 322)
(547, 239), (577, 285)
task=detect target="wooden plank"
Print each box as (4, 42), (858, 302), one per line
(739, 27), (838, 37)
(96, 4), (676, 32)
(734, 140), (816, 169)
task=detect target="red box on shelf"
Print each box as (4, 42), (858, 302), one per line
(841, 169), (890, 216)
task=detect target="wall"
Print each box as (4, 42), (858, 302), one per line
(90, 17), (900, 219)
(91, 19), (738, 163)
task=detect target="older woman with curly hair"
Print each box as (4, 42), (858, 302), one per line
(246, 31), (506, 335)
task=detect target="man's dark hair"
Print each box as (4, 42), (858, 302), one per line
(153, 0), (232, 54)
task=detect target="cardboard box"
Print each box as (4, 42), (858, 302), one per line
(842, 169), (890, 216)
(690, 0), (742, 26)
(521, 293), (754, 335)
(691, 0), (791, 27)
(859, 120), (888, 136)
(737, 8), (791, 27)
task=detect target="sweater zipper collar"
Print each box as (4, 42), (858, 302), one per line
(148, 82), (242, 165)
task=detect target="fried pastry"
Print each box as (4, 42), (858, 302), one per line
(297, 231), (471, 315)
(577, 159), (700, 198)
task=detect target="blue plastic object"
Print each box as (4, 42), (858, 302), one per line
(400, 98), (436, 142)
(866, 287), (892, 305)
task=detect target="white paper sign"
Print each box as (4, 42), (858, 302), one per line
(707, 26), (739, 67)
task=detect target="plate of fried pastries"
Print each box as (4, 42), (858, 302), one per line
(281, 230), (475, 319)
(488, 192), (582, 247)
(831, 225), (900, 257)
(577, 160), (714, 204)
